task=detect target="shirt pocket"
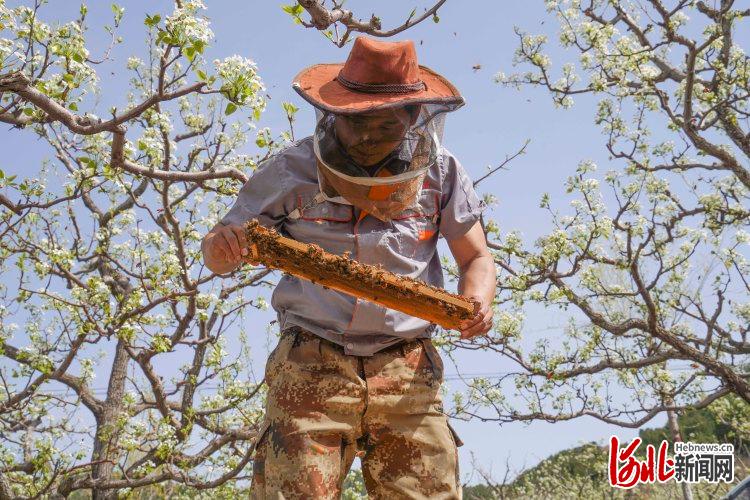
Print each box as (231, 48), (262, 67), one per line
(297, 192), (354, 223)
(287, 192), (354, 256)
(391, 189), (441, 260)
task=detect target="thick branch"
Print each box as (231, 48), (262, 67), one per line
(0, 71), (205, 135)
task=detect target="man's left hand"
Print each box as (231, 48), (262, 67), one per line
(458, 295), (493, 339)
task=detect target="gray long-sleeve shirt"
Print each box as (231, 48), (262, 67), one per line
(220, 136), (485, 356)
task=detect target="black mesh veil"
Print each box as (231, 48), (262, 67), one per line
(312, 101), (459, 221)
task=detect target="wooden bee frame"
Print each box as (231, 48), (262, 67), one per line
(243, 220), (477, 330)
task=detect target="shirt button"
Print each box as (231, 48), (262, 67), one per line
(346, 343), (354, 350)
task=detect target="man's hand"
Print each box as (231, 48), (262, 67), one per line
(458, 295), (494, 339)
(202, 223), (250, 274)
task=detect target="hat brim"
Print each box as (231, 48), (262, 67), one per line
(292, 63), (464, 114)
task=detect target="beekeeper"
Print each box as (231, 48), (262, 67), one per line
(201, 36), (496, 499)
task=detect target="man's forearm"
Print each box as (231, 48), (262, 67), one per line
(458, 254), (496, 306)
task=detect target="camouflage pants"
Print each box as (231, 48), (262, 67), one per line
(251, 326), (463, 499)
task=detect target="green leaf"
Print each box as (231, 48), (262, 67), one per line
(72, 53), (84, 63)
(196, 69), (207, 81)
(110, 3), (124, 24)
(432, 12), (440, 23)
(144, 15), (155, 27)
(79, 4), (88, 17)
(225, 102), (238, 115)
(282, 101), (299, 117)
(63, 73), (75, 83)
(282, 4), (303, 15)
(282, 3), (304, 24)
(68, 102), (78, 111)
(23, 108), (34, 116)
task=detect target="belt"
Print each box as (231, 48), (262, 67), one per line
(282, 325), (423, 357)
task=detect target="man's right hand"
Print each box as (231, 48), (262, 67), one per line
(201, 223), (250, 274)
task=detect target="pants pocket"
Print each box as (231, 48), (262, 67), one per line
(250, 420), (272, 495)
(446, 419), (464, 447)
(287, 328), (323, 365)
(252, 420), (272, 455)
(418, 338), (444, 382)
(446, 418), (463, 491)
(264, 328), (297, 384)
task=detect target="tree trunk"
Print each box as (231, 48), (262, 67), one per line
(0, 473), (14, 500)
(667, 408), (694, 500)
(91, 340), (130, 500)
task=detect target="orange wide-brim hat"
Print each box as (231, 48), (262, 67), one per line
(292, 37), (464, 115)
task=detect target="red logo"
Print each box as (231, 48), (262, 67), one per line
(608, 436), (675, 488)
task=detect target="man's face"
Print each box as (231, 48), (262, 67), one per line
(333, 107), (415, 167)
